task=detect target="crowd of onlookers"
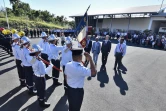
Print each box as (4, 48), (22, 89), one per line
(94, 31), (166, 50)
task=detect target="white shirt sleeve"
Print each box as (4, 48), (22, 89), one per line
(79, 66), (91, 77)
(38, 40), (43, 48)
(57, 46), (65, 52)
(122, 45), (127, 56)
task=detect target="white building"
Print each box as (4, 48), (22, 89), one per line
(70, 4), (166, 33)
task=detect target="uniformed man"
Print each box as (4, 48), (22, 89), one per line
(61, 33), (66, 46)
(34, 29), (37, 38)
(65, 48), (97, 111)
(30, 29), (33, 38)
(48, 34), (64, 86)
(38, 32), (52, 80)
(37, 28), (40, 37)
(20, 36), (37, 95)
(61, 40), (73, 95)
(29, 44), (52, 108)
(114, 38), (127, 70)
(12, 34), (26, 87)
(38, 32), (50, 65)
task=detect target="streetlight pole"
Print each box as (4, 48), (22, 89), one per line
(3, 0), (10, 29)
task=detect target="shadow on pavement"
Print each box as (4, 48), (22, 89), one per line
(21, 85), (57, 111)
(0, 53), (8, 57)
(97, 66), (109, 88)
(0, 65), (16, 75)
(53, 95), (68, 111)
(0, 90), (31, 111)
(0, 59), (14, 66)
(113, 70), (128, 95)
(120, 63), (127, 74)
(0, 55), (11, 61)
(0, 86), (22, 106)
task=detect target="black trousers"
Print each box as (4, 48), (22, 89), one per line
(51, 59), (60, 80)
(34, 76), (46, 100)
(68, 86), (84, 111)
(63, 66), (68, 91)
(114, 53), (123, 69)
(41, 53), (49, 67)
(61, 40), (65, 46)
(84, 51), (90, 67)
(24, 66), (34, 91)
(102, 53), (108, 65)
(15, 59), (25, 83)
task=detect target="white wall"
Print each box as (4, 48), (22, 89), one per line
(97, 18), (151, 32)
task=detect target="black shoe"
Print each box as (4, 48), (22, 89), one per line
(28, 90), (37, 96)
(45, 74), (52, 80)
(20, 82), (26, 87)
(87, 76), (92, 80)
(53, 81), (62, 86)
(113, 67), (116, 70)
(39, 101), (50, 108)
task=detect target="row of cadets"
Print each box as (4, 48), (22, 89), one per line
(29, 44), (53, 108)
(38, 32), (52, 80)
(20, 36), (37, 95)
(47, 34), (64, 86)
(61, 40), (73, 95)
(12, 34), (26, 87)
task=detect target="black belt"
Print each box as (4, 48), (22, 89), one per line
(68, 85), (83, 90)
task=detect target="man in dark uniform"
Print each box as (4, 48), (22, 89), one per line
(101, 35), (111, 66)
(30, 29), (33, 38)
(34, 29), (37, 38)
(37, 28), (40, 37)
(65, 48), (97, 111)
(84, 36), (92, 66)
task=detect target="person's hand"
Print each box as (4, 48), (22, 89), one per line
(84, 52), (92, 61)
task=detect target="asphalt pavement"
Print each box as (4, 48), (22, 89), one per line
(0, 38), (166, 111)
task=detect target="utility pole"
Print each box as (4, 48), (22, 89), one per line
(3, 0), (10, 29)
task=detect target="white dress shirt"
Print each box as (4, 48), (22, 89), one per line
(21, 47), (33, 66)
(114, 43), (127, 56)
(38, 39), (50, 55)
(32, 59), (46, 76)
(12, 43), (22, 60)
(49, 44), (64, 60)
(65, 61), (91, 88)
(61, 46), (73, 66)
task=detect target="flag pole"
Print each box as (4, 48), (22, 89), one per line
(3, 0), (10, 29)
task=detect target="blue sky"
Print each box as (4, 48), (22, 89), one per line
(0, 0), (166, 20)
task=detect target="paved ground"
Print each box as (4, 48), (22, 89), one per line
(0, 38), (166, 111)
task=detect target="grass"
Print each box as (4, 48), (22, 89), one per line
(0, 17), (64, 29)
